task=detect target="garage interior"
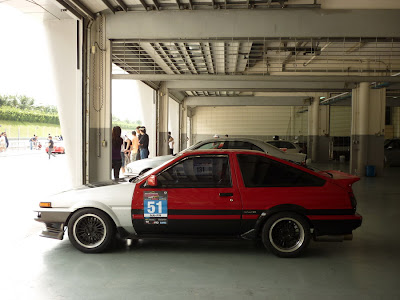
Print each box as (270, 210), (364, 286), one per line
(2, 0), (400, 299)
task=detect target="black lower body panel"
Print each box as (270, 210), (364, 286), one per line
(311, 219), (362, 236)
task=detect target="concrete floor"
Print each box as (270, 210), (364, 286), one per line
(1, 150), (400, 299)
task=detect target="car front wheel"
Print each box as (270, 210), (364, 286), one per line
(68, 209), (115, 253)
(262, 212), (310, 258)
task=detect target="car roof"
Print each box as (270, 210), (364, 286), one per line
(182, 149), (274, 156)
(191, 137), (281, 151)
(195, 137), (265, 144)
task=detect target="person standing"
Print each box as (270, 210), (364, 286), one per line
(123, 134), (131, 172)
(112, 126), (123, 179)
(4, 132), (8, 151)
(0, 132), (6, 153)
(130, 130), (139, 162)
(30, 134), (37, 150)
(139, 127), (149, 159)
(47, 136), (56, 159)
(136, 126), (142, 161)
(168, 131), (174, 155)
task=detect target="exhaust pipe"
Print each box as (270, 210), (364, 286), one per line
(314, 234), (353, 242)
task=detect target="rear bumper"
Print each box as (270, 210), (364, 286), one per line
(308, 213), (362, 236)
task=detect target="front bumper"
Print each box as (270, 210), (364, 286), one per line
(35, 210), (71, 240)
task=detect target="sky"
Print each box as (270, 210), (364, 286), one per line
(0, 4), (56, 106)
(0, 4), (141, 122)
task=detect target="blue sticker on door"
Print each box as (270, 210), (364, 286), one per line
(144, 191), (168, 225)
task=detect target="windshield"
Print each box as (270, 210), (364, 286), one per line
(172, 141), (203, 156)
(132, 153), (184, 183)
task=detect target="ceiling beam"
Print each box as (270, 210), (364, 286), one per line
(138, 0), (149, 10)
(139, 43), (175, 74)
(114, 0), (128, 12)
(107, 10), (400, 39)
(153, 0), (160, 11)
(112, 74), (400, 83)
(55, 0), (84, 19)
(68, 0), (96, 20)
(100, 0), (116, 14)
(175, 0), (182, 9)
(165, 80), (355, 92)
(169, 91), (186, 102)
(185, 96), (309, 107)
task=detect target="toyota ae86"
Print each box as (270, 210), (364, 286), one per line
(35, 149), (362, 258)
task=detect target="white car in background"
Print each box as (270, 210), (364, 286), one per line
(126, 138), (306, 178)
(265, 140), (304, 154)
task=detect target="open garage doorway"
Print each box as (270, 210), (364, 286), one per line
(112, 79), (156, 160)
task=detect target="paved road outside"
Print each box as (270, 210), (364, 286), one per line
(0, 149), (71, 243)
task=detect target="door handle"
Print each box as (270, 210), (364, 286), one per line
(219, 193), (233, 197)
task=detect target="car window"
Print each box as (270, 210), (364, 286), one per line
(196, 141), (225, 150)
(237, 154), (325, 187)
(157, 155), (232, 188)
(224, 141), (263, 152)
(280, 141), (295, 149)
(267, 141), (279, 148)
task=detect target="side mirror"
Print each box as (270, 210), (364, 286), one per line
(146, 175), (158, 187)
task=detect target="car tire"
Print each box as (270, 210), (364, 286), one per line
(68, 208), (115, 253)
(262, 212), (310, 258)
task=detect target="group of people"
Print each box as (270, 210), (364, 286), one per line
(112, 126), (150, 179)
(0, 132), (9, 152)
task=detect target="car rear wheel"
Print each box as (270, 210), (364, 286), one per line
(262, 212), (310, 258)
(68, 208), (115, 253)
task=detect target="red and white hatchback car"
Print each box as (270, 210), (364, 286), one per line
(35, 149), (362, 257)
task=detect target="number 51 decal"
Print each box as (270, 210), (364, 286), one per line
(144, 191), (168, 218)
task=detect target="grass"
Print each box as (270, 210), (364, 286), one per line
(0, 119), (61, 139)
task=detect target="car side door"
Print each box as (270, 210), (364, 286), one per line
(132, 154), (242, 236)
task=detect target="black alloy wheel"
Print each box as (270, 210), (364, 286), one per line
(262, 212), (310, 258)
(68, 208), (115, 253)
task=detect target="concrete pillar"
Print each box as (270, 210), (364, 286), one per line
(308, 96), (330, 162)
(157, 82), (169, 156)
(350, 83), (386, 176)
(290, 106), (296, 140)
(44, 19), (83, 187)
(395, 108), (400, 138)
(87, 15), (112, 183)
(180, 101), (188, 150)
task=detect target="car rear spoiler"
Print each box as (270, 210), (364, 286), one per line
(322, 170), (360, 187)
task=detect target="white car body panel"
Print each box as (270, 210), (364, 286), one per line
(40, 183), (136, 233)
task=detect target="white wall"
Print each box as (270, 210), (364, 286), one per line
(168, 98), (180, 153)
(294, 108), (309, 138)
(330, 106), (352, 136)
(192, 106), (309, 143)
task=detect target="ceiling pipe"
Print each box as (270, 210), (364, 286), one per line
(303, 42), (331, 67)
(320, 71), (400, 106)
